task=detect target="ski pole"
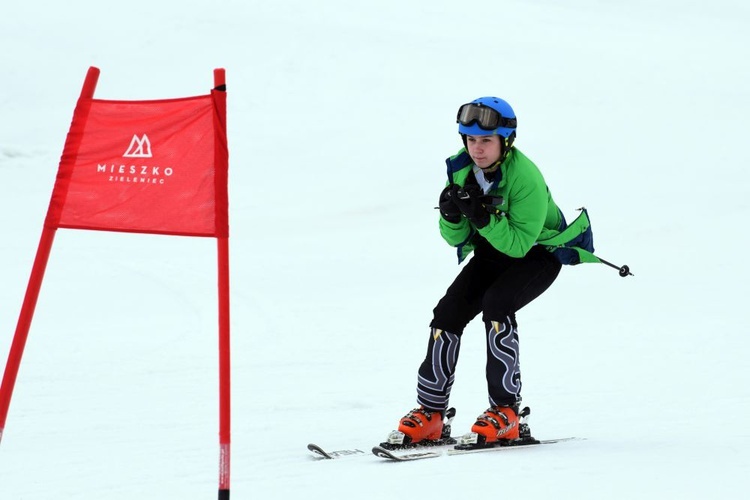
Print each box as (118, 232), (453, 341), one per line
(597, 256), (633, 277)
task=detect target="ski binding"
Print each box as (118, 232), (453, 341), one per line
(371, 407), (457, 460)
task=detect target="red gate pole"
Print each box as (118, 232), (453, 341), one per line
(0, 228), (57, 444)
(217, 236), (231, 500)
(213, 67), (231, 500)
(0, 67), (100, 444)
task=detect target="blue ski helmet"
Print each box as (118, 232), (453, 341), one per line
(457, 96), (517, 138)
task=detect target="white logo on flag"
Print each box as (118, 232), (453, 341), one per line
(123, 134), (153, 158)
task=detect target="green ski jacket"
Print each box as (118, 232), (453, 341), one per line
(439, 147), (566, 263)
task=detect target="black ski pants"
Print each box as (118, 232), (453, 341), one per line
(417, 244), (561, 412)
(430, 244), (561, 332)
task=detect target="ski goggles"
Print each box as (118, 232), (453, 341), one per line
(456, 103), (517, 130)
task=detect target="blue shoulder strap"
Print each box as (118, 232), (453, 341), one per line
(445, 150), (473, 183)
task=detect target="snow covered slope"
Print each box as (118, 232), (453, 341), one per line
(1, 1), (749, 498)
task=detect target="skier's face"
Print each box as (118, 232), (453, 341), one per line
(466, 135), (502, 170)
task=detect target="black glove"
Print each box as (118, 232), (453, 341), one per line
(438, 185), (462, 223)
(451, 184), (491, 228)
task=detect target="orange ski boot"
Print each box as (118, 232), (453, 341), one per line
(395, 407), (444, 444)
(470, 405), (520, 444)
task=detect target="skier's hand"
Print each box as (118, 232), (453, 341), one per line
(438, 185), (462, 223)
(452, 184), (491, 229)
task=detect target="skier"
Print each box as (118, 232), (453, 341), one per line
(395, 96), (567, 446)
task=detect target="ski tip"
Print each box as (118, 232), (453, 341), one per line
(307, 443), (333, 459)
(308, 443), (368, 459)
(372, 446), (394, 459)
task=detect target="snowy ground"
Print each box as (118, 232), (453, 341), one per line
(1, 1), (750, 498)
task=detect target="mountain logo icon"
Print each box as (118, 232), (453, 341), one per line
(123, 134), (153, 158)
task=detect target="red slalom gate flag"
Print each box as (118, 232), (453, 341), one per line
(46, 78), (228, 237)
(0, 67), (232, 498)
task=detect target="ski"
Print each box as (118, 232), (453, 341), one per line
(313, 407), (458, 461)
(372, 436), (582, 461)
(371, 445), (443, 461)
(447, 436), (582, 456)
(307, 443), (367, 459)
(311, 407), (582, 462)
(309, 439), (458, 461)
